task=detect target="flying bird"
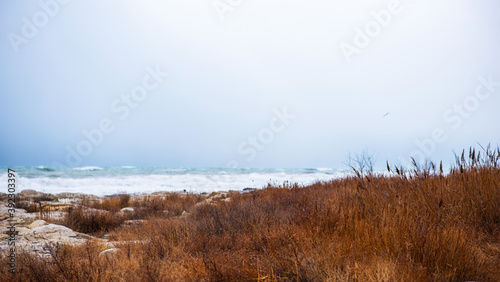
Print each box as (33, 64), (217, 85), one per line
(383, 112), (390, 118)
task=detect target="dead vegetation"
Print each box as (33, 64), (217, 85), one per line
(2, 147), (499, 281)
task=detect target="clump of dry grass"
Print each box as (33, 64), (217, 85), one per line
(3, 146), (500, 281)
(128, 193), (205, 218)
(15, 201), (40, 213)
(56, 206), (125, 235)
(97, 194), (130, 212)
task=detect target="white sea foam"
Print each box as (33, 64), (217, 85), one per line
(316, 167), (333, 171)
(15, 169), (349, 196)
(73, 166), (103, 171)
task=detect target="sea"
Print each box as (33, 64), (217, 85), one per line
(1, 166), (353, 196)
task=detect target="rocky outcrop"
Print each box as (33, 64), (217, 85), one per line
(0, 204), (37, 223)
(19, 189), (58, 201)
(21, 224), (85, 245)
(0, 223), (88, 257)
(0, 189), (208, 258)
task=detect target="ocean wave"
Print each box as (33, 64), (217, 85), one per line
(36, 166), (55, 172)
(166, 168), (187, 172)
(120, 166), (136, 169)
(15, 170), (348, 196)
(316, 168), (334, 172)
(73, 166), (103, 171)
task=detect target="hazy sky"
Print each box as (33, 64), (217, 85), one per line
(1, 0), (499, 168)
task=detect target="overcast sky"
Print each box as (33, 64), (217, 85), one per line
(1, 0), (499, 168)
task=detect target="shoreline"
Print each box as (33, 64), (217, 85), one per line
(1, 167), (356, 197)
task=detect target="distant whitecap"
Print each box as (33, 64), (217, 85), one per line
(36, 166), (55, 172)
(316, 168), (333, 172)
(73, 166), (103, 171)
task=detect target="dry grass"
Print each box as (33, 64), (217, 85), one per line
(15, 200), (41, 213)
(57, 206), (125, 235)
(129, 193), (205, 218)
(2, 147), (500, 281)
(97, 194), (131, 212)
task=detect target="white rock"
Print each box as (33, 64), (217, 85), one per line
(21, 224), (80, 243)
(23, 224), (76, 236)
(123, 219), (145, 225)
(99, 248), (121, 258)
(120, 207), (135, 213)
(27, 219), (48, 229)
